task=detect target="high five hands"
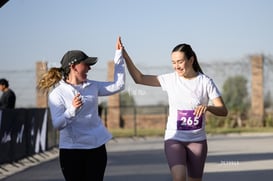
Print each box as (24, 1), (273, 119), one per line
(116, 36), (124, 50)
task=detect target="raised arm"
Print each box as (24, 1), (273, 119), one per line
(122, 47), (161, 87)
(98, 37), (125, 96)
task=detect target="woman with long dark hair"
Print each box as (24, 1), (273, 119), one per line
(122, 42), (228, 181)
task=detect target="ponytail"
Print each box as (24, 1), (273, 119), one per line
(37, 67), (63, 92)
(192, 51), (203, 74)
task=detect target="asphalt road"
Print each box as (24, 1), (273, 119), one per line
(1, 133), (273, 181)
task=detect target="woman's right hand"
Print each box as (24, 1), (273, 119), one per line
(72, 93), (83, 108)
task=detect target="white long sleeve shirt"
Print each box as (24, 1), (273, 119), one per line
(48, 50), (125, 149)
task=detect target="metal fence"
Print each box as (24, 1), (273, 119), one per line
(1, 54), (273, 108)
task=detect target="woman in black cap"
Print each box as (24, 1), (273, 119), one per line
(38, 37), (125, 181)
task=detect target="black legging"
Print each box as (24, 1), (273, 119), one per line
(59, 144), (107, 181)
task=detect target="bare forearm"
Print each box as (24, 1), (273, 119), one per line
(123, 49), (143, 84)
(123, 49), (160, 86)
(207, 105), (228, 116)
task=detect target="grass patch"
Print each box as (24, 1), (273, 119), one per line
(109, 127), (273, 137)
(109, 128), (165, 138)
(206, 126), (273, 135)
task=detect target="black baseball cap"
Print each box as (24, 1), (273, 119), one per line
(61, 50), (97, 68)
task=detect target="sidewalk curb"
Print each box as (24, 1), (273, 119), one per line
(0, 148), (59, 180)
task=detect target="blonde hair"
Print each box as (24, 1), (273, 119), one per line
(37, 67), (63, 92)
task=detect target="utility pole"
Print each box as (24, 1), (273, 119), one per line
(250, 54), (264, 126)
(106, 61), (121, 129)
(36, 61), (48, 108)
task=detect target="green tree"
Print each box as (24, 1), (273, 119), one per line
(222, 75), (250, 127)
(119, 91), (136, 115)
(222, 75), (249, 112)
(119, 91), (136, 128)
(264, 91), (272, 108)
(99, 91), (136, 109)
(120, 91), (135, 107)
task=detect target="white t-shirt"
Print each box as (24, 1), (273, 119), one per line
(158, 72), (221, 142)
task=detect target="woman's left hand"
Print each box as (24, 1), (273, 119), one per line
(194, 105), (207, 117)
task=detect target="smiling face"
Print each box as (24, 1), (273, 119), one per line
(70, 61), (91, 84)
(171, 51), (194, 77)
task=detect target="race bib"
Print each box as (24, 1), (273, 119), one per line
(177, 110), (203, 130)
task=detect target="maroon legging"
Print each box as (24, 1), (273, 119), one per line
(164, 139), (207, 178)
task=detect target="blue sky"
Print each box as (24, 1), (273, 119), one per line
(1, 0), (273, 71)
